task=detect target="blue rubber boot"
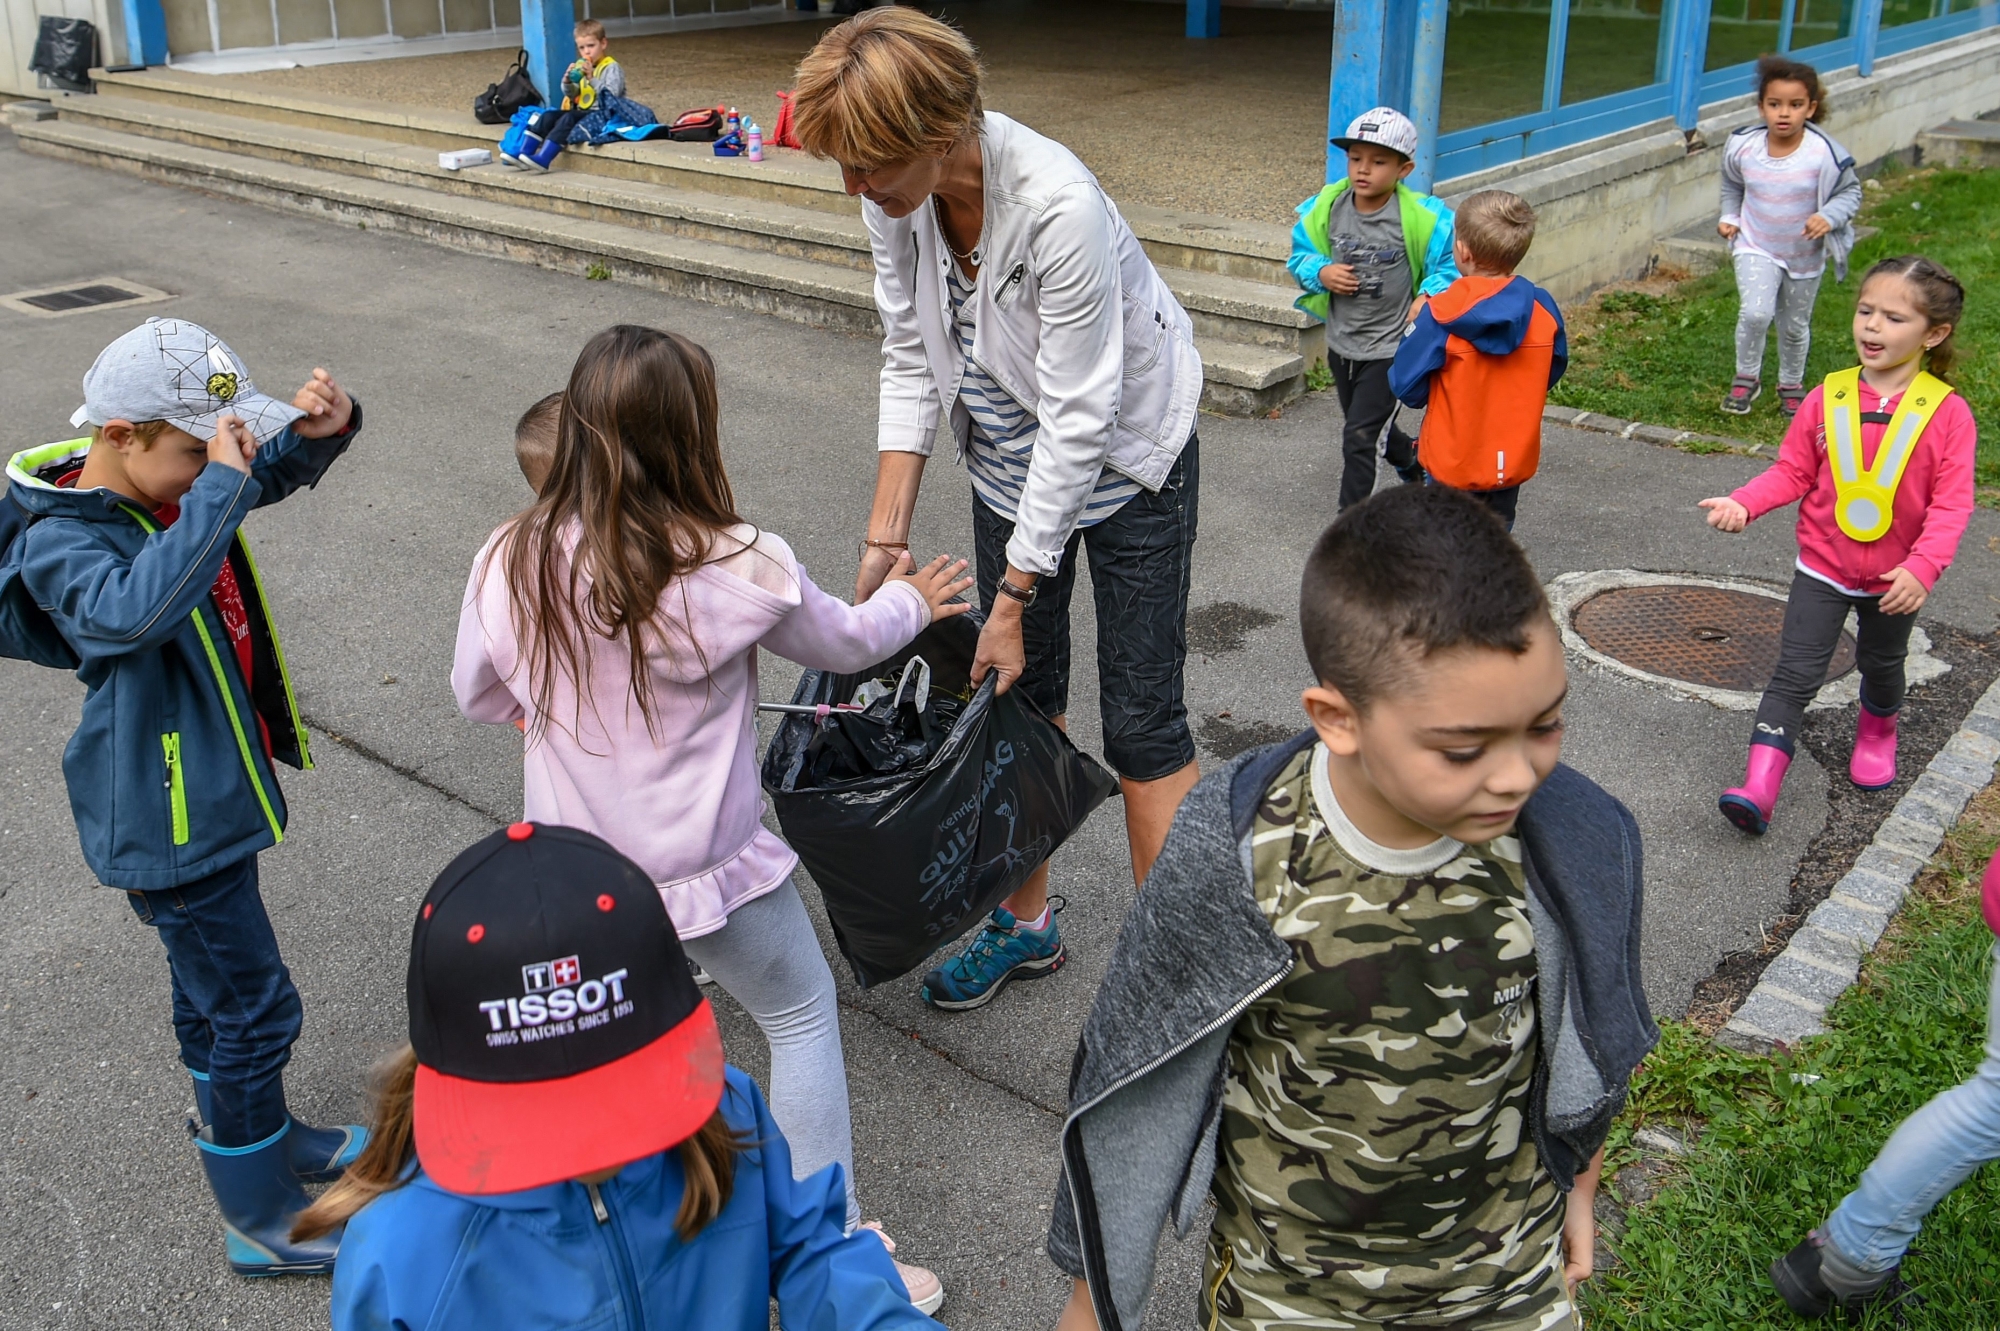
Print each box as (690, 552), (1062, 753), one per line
(195, 1124), (342, 1276)
(190, 1071), (368, 1184)
(525, 131), (563, 172)
(497, 122), (530, 166)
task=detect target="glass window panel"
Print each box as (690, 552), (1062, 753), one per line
(1441, 0), (1553, 132)
(1705, 0), (1789, 69)
(1882, 0), (1957, 27)
(1787, 0), (1855, 50)
(1561, 0), (1667, 105)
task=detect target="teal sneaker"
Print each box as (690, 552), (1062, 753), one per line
(920, 904), (1065, 1011)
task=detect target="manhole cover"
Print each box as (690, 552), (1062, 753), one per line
(0, 277), (171, 318)
(1572, 585), (1856, 691)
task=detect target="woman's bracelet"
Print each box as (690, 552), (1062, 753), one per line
(859, 537), (910, 560)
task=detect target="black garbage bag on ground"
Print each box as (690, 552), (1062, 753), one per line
(31, 17), (96, 92)
(762, 610), (1117, 988)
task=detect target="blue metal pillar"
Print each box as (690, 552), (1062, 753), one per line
(1667, 0), (1712, 132)
(521, 0), (577, 112)
(1327, 0), (1441, 184)
(120, 0), (169, 65)
(1407, 0), (1450, 190)
(1187, 0), (1221, 39)
(1854, 0), (1884, 73)
(1328, 0), (1388, 183)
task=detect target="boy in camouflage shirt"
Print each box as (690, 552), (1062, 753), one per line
(1048, 486), (1655, 1331)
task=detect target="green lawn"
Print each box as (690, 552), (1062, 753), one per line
(1580, 784), (2000, 1330)
(1550, 163), (2000, 484)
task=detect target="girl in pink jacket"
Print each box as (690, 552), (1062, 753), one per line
(452, 325), (970, 1307)
(1701, 256), (1974, 835)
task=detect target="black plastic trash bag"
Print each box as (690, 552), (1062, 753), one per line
(31, 17), (96, 92)
(762, 611), (1117, 988)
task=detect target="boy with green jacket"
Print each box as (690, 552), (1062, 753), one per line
(2, 319), (366, 1278)
(1288, 107), (1460, 510)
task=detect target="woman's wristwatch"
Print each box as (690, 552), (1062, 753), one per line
(994, 577), (1038, 607)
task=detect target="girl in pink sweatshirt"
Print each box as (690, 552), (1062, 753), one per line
(1700, 255), (1974, 835)
(452, 325), (970, 1307)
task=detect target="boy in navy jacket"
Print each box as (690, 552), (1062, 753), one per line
(2, 318), (365, 1276)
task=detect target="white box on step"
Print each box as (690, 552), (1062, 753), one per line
(438, 148), (492, 170)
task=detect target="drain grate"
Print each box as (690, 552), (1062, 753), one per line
(20, 283), (144, 312)
(1, 277), (172, 318)
(1572, 584), (1856, 691)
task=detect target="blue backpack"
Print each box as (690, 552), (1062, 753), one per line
(0, 488), (82, 669)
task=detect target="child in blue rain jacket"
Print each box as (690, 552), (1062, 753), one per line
(305, 821), (945, 1331)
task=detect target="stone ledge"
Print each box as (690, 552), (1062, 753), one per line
(1721, 673), (2000, 1054)
(1542, 403), (1760, 457)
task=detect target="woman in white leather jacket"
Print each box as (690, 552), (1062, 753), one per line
(793, 8), (1205, 1013)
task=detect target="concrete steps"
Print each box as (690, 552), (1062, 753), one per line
(22, 68), (1310, 413)
(1916, 118), (2000, 168)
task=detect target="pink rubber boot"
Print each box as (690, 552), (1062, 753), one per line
(1720, 744), (1791, 836)
(1850, 708), (1900, 790)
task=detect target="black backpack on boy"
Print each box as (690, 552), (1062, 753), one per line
(473, 49), (543, 125)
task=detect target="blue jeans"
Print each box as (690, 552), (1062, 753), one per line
(127, 855), (301, 1147)
(1824, 940), (2000, 1273)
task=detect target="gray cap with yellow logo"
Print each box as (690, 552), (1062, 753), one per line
(70, 317), (305, 444)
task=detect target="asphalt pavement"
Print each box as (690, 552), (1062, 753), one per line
(3, 127), (1997, 1330)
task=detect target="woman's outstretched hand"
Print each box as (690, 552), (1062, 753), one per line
(883, 552), (974, 620)
(1699, 496), (1749, 532)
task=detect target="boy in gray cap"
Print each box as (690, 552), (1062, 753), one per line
(1289, 107), (1461, 511)
(1, 318), (365, 1277)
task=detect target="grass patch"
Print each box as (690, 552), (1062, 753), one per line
(1551, 164), (2000, 484)
(1582, 779), (2000, 1330)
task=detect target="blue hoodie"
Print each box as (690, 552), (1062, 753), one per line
(332, 1069), (944, 1331)
(2, 413), (357, 889)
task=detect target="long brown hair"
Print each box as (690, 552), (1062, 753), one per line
(293, 1045), (744, 1241)
(495, 326), (744, 742)
(1861, 255), (1966, 382)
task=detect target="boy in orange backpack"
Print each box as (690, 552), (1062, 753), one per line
(1389, 191), (1566, 531)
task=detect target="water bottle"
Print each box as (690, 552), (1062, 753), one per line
(727, 106), (740, 139)
(746, 122), (763, 161)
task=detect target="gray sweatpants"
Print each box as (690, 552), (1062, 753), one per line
(681, 879), (860, 1228)
(1733, 251), (1823, 387)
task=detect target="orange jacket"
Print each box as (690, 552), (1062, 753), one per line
(1389, 275), (1567, 491)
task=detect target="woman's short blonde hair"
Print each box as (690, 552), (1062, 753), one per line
(792, 8), (984, 170)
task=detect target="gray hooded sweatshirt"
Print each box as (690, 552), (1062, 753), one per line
(1720, 121), (1865, 282)
(1045, 732), (1657, 1331)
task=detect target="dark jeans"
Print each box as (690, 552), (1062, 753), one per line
(127, 855), (301, 1147)
(528, 108), (582, 145)
(1424, 474), (1522, 531)
(971, 436), (1199, 782)
(1752, 569), (1918, 755)
(1330, 353), (1418, 511)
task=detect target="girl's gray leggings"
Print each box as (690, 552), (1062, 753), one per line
(682, 879), (860, 1228)
(1734, 251), (1823, 387)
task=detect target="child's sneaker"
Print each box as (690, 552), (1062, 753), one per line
(1778, 384), (1808, 419)
(920, 904), (1064, 1011)
(1721, 376), (1761, 415)
(859, 1223), (944, 1315)
(1770, 1230), (1917, 1319)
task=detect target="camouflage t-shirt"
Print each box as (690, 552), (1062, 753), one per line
(1205, 744), (1567, 1330)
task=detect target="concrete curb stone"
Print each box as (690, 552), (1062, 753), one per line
(1543, 402), (1764, 457)
(1718, 674), (2000, 1054)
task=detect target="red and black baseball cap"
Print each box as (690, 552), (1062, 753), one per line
(408, 821), (725, 1195)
